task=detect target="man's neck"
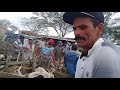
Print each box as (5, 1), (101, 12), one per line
(83, 37), (100, 54)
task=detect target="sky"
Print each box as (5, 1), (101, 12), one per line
(0, 12), (119, 38)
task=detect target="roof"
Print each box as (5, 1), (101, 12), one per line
(37, 35), (75, 42)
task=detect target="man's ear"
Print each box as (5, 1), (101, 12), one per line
(96, 23), (104, 36)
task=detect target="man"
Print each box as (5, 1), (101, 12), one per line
(54, 41), (63, 61)
(54, 41), (63, 70)
(35, 37), (45, 57)
(23, 37), (35, 60)
(63, 12), (120, 78)
(39, 37), (45, 48)
(13, 35), (25, 55)
(64, 44), (79, 77)
(41, 39), (56, 68)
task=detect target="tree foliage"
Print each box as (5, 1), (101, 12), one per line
(103, 12), (120, 42)
(21, 17), (49, 35)
(21, 12), (72, 37)
(0, 19), (19, 34)
(33, 12), (73, 37)
(21, 12), (120, 41)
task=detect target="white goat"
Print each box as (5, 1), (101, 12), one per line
(0, 54), (5, 60)
(13, 66), (54, 78)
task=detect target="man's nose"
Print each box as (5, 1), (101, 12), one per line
(74, 28), (83, 36)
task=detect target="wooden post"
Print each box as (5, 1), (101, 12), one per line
(32, 46), (36, 72)
(21, 49), (25, 74)
(5, 58), (9, 72)
(16, 51), (21, 62)
(5, 38), (9, 59)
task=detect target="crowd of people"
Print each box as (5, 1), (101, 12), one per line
(13, 35), (81, 77)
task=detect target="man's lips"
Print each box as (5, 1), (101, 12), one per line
(76, 39), (85, 43)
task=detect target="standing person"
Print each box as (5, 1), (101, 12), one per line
(63, 12), (120, 78)
(23, 37), (35, 60)
(41, 39), (56, 68)
(13, 35), (25, 55)
(38, 37), (45, 48)
(35, 37), (45, 57)
(54, 41), (63, 62)
(42, 39), (55, 62)
(64, 44), (80, 77)
(54, 41), (63, 70)
(13, 35), (26, 61)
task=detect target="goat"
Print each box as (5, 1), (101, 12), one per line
(0, 54), (5, 60)
(13, 66), (54, 78)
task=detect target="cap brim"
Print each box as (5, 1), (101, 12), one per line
(63, 12), (94, 25)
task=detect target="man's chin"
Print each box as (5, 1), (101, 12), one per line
(77, 43), (85, 48)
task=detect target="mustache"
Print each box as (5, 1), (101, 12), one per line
(74, 36), (86, 41)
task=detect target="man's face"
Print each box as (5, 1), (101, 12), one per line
(20, 38), (24, 42)
(58, 42), (63, 47)
(29, 39), (33, 44)
(73, 17), (103, 49)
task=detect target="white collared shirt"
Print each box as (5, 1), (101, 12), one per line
(75, 38), (104, 78)
(23, 43), (35, 60)
(75, 38), (120, 78)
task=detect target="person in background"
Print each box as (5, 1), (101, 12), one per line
(54, 41), (63, 62)
(38, 37), (45, 48)
(54, 41), (63, 70)
(47, 39), (55, 63)
(35, 37), (45, 58)
(41, 39), (56, 67)
(13, 35), (25, 55)
(23, 37), (35, 60)
(64, 44), (79, 77)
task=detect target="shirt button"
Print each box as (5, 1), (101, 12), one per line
(81, 67), (83, 69)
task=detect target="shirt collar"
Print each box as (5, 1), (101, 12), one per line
(88, 38), (104, 56)
(80, 38), (104, 59)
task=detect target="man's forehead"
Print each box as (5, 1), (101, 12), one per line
(73, 17), (92, 26)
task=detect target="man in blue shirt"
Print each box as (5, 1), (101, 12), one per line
(64, 44), (79, 77)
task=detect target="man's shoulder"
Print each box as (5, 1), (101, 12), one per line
(94, 42), (120, 65)
(100, 42), (119, 54)
(14, 39), (19, 44)
(97, 45), (118, 58)
(93, 41), (118, 55)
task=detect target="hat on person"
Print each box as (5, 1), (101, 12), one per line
(28, 37), (33, 40)
(48, 39), (54, 45)
(63, 12), (104, 25)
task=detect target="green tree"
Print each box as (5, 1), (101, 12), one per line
(33, 12), (73, 37)
(103, 12), (120, 42)
(21, 17), (49, 35)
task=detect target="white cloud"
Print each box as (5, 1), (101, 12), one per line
(0, 12), (33, 28)
(64, 32), (75, 38)
(0, 12), (33, 19)
(111, 12), (120, 19)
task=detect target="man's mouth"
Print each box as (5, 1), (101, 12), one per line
(75, 36), (86, 42)
(76, 39), (85, 43)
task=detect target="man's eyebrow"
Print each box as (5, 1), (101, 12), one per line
(73, 25), (88, 28)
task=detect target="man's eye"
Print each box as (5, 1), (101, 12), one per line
(78, 25), (88, 30)
(73, 25), (88, 31)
